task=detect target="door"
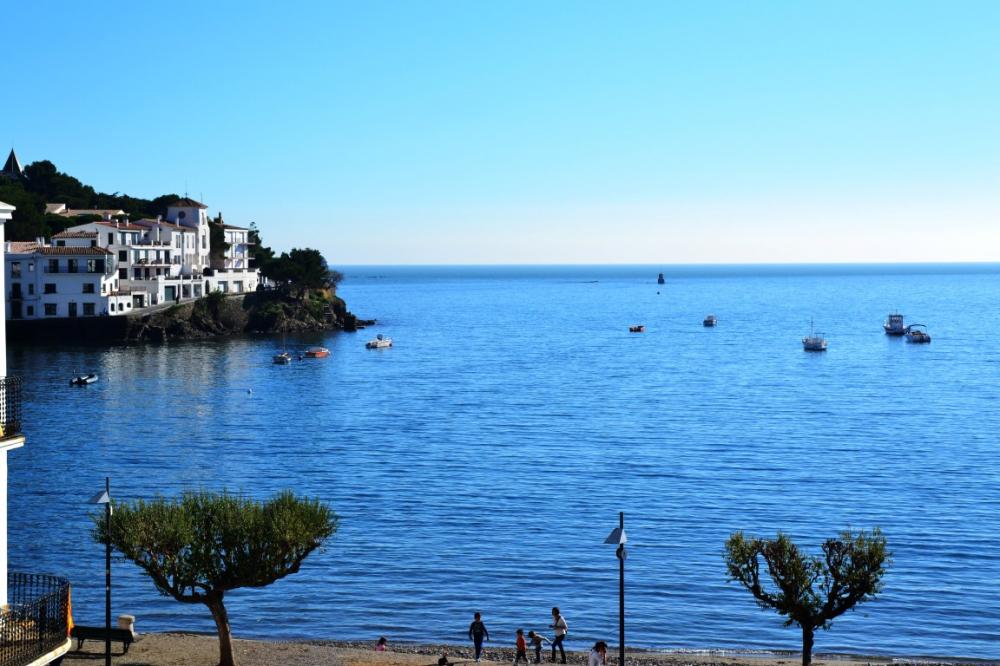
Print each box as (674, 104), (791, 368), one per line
(69, 302), (78, 318)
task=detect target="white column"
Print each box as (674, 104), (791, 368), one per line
(0, 209), (9, 607)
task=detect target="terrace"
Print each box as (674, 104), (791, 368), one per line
(0, 573), (72, 666)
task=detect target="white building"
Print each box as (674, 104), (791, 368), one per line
(4, 198), (260, 319)
(0, 199), (72, 664)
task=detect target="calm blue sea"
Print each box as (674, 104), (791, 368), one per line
(7, 264), (1000, 659)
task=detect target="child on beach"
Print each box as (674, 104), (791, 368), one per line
(375, 637), (388, 652)
(514, 629), (529, 666)
(468, 612), (490, 663)
(526, 631), (549, 664)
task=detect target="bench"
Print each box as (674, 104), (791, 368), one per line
(71, 625), (134, 654)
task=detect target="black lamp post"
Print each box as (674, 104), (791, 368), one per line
(604, 512), (627, 666)
(89, 477), (112, 666)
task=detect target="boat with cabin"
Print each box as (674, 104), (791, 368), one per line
(629, 325), (645, 333)
(703, 314), (717, 327)
(905, 324), (931, 344)
(802, 320), (827, 352)
(70, 373), (98, 386)
(366, 334), (393, 349)
(884, 312), (906, 336)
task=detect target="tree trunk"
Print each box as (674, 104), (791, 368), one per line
(208, 596), (236, 666)
(801, 624), (814, 666)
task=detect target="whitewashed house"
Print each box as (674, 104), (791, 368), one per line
(0, 199), (73, 664)
(211, 216), (258, 295)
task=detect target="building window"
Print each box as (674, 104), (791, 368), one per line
(87, 259), (96, 272)
(83, 303), (95, 316)
(83, 283), (96, 294)
(119, 268), (127, 279)
(11, 283), (22, 298)
(108, 232), (114, 245)
(27, 305), (34, 316)
(91, 240), (97, 247)
(119, 250), (127, 261)
(94, 259), (105, 273)
(68, 258), (78, 273)
(28, 261), (34, 272)
(56, 240), (66, 247)
(68, 302), (78, 318)
(48, 259), (59, 273)
(28, 284), (34, 295)
(178, 210), (187, 219)
(44, 283), (56, 294)
(202, 236), (206, 249)
(11, 262), (20, 277)
(44, 303), (57, 316)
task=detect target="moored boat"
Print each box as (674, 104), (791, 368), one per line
(657, 273), (665, 285)
(366, 334), (392, 349)
(304, 346), (330, 358)
(272, 352), (292, 364)
(703, 314), (717, 327)
(884, 312), (906, 336)
(70, 373), (98, 386)
(905, 324), (931, 344)
(802, 319), (827, 352)
(629, 325), (645, 333)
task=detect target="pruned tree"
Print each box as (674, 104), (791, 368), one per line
(94, 491), (337, 666)
(724, 528), (889, 666)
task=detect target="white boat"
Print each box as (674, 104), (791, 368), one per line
(70, 373), (98, 386)
(905, 324), (931, 344)
(884, 312), (906, 336)
(366, 334), (392, 349)
(802, 319), (827, 352)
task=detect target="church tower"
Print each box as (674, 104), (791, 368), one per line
(0, 149), (23, 180)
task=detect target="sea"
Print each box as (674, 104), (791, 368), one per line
(7, 264), (1000, 660)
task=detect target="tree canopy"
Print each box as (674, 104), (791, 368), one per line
(94, 490), (337, 666)
(260, 247), (342, 291)
(724, 528), (889, 666)
(0, 158), (179, 240)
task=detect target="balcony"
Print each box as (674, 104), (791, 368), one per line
(0, 377), (22, 446)
(0, 573), (72, 666)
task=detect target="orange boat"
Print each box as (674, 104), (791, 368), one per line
(304, 346), (330, 358)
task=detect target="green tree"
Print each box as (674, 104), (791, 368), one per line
(94, 491), (337, 666)
(724, 528), (889, 666)
(260, 247), (339, 292)
(209, 215), (231, 263)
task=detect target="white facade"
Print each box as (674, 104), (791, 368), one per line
(0, 200), (23, 608)
(4, 198), (260, 319)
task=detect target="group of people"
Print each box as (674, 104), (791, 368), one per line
(468, 607), (569, 665)
(374, 607), (609, 666)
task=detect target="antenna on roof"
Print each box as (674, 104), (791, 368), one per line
(184, 180), (188, 198)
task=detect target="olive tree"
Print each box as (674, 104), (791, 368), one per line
(94, 490), (337, 666)
(724, 528), (889, 666)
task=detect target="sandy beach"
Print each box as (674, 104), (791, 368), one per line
(60, 634), (988, 666)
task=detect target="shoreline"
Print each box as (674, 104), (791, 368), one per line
(61, 633), (998, 666)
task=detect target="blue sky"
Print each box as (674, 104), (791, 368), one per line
(4, 1), (998, 264)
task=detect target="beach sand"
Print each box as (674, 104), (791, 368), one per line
(60, 633), (974, 666)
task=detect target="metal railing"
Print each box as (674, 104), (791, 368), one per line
(0, 377), (22, 442)
(0, 573), (71, 666)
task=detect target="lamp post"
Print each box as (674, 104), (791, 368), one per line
(603, 512), (627, 666)
(89, 477), (112, 666)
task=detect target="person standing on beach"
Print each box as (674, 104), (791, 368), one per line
(549, 607), (568, 664)
(527, 631), (549, 664)
(469, 612), (490, 663)
(514, 629), (530, 666)
(588, 641), (607, 666)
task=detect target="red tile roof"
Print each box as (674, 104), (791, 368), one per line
(35, 246), (112, 256)
(6, 241), (39, 253)
(94, 221), (146, 231)
(52, 231), (99, 238)
(169, 197), (208, 209)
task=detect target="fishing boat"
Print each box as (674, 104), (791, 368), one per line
(70, 373), (98, 386)
(905, 324), (931, 344)
(703, 314), (717, 327)
(366, 334), (392, 349)
(883, 312), (906, 336)
(304, 346), (330, 358)
(802, 319), (827, 352)
(272, 352), (292, 364)
(629, 325), (645, 333)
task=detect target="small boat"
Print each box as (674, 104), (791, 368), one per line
(70, 373), (98, 386)
(272, 352), (292, 364)
(905, 324), (931, 344)
(703, 314), (717, 327)
(802, 319), (827, 352)
(304, 346), (330, 358)
(366, 334), (392, 349)
(629, 325), (645, 333)
(884, 312), (906, 336)
(657, 273), (665, 285)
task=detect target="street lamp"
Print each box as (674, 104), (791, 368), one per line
(603, 512), (627, 666)
(88, 477), (112, 666)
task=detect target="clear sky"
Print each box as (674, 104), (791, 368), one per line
(3, 1), (998, 264)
